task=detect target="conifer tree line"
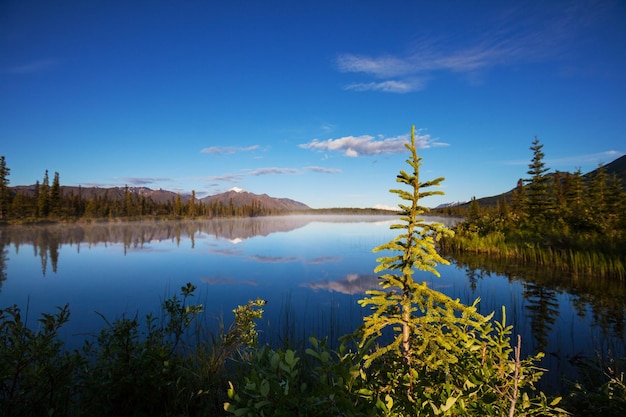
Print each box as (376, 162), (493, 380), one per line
(438, 137), (626, 277)
(0, 157), (277, 221)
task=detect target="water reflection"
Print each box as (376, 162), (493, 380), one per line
(1, 216), (623, 394)
(303, 273), (379, 295)
(448, 250), (626, 350)
(0, 217), (322, 283)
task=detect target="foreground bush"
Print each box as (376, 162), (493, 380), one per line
(0, 285), (265, 417)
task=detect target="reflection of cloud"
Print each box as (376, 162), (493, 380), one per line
(249, 255), (300, 263)
(209, 247), (243, 256)
(202, 277), (258, 286)
(303, 273), (380, 295)
(305, 256), (342, 265)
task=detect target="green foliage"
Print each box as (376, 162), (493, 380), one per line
(0, 284), (266, 417)
(225, 337), (366, 417)
(78, 282), (204, 416)
(564, 352), (626, 416)
(0, 303), (82, 416)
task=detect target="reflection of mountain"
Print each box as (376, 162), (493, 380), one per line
(3, 217), (317, 249)
(303, 273), (380, 295)
(0, 215), (401, 279)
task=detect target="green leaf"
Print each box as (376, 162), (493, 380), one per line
(259, 379), (270, 397)
(441, 396), (457, 412)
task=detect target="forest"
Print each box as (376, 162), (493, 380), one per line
(435, 138), (626, 278)
(0, 158), (282, 221)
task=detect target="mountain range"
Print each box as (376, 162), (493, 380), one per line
(11, 155), (625, 212)
(10, 185), (311, 211)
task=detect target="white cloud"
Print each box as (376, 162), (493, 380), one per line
(201, 145), (259, 154)
(335, 3), (596, 93)
(373, 204), (401, 211)
(208, 173), (245, 182)
(305, 166), (342, 174)
(122, 177), (170, 185)
(337, 54), (414, 78)
(344, 79), (423, 93)
(299, 131), (443, 157)
(249, 167), (300, 176)
(502, 150), (625, 167)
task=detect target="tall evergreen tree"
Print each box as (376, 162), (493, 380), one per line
(174, 193), (184, 216)
(38, 170), (50, 218)
(524, 137), (552, 226)
(50, 171), (62, 217)
(587, 163), (608, 232)
(0, 156), (10, 220)
(188, 190), (197, 217)
(358, 125), (455, 367)
(564, 168), (586, 230)
(510, 178), (526, 217)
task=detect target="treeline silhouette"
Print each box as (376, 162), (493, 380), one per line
(0, 163), (283, 222)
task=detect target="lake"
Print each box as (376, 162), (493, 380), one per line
(1, 215), (624, 393)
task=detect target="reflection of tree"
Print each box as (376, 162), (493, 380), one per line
(1, 216), (396, 278)
(522, 282), (560, 351)
(0, 237), (8, 292)
(447, 250), (626, 346)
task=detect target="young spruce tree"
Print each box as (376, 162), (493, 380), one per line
(357, 126), (566, 416)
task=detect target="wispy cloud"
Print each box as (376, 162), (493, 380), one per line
(502, 150), (625, 167)
(547, 151), (625, 168)
(249, 167), (300, 176)
(4, 59), (60, 74)
(304, 166), (342, 174)
(200, 145), (260, 155)
(122, 177), (170, 185)
(208, 173), (245, 183)
(344, 79), (424, 93)
(300, 132), (447, 157)
(336, 3), (596, 93)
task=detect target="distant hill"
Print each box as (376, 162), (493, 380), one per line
(10, 184), (310, 211)
(200, 187), (310, 211)
(444, 154), (626, 209)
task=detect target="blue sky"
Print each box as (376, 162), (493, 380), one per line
(1, 0), (625, 209)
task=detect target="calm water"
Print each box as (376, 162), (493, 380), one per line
(1, 215), (624, 393)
